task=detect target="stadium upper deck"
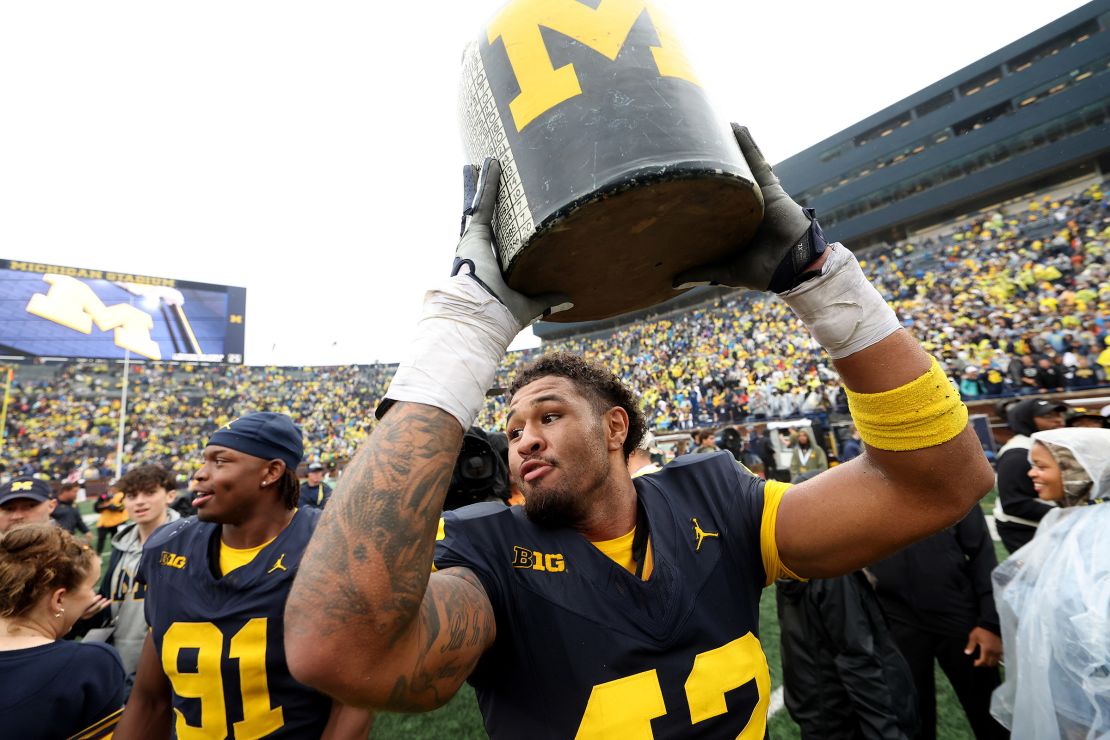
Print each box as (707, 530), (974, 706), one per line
(775, 0), (1110, 247)
(536, 0), (1110, 341)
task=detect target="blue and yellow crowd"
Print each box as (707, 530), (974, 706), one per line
(478, 181), (1110, 428)
(2, 363), (394, 483)
(3, 182), (1108, 482)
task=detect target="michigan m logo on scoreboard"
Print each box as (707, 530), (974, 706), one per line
(26, 274), (162, 360)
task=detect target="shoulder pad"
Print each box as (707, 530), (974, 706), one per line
(445, 500), (514, 523)
(142, 516), (203, 552)
(662, 450), (751, 475)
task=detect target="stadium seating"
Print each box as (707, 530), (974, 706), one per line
(3, 181), (1107, 483)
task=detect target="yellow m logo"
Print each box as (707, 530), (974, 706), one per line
(11, 481), (35, 492)
(487, 0), (698, 131)
(26, 274), (162, 360)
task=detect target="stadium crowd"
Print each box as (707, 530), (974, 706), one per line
(0, 171), (1108, 738)
(3, 182), (1108, 486)
(479, 180), (1110, 430)
(1, 362), (393, 484)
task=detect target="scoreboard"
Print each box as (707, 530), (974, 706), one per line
(0, 259), (246, 364)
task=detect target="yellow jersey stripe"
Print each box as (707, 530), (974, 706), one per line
(759, 481), (804, 586)
(66, 706), (123, 740)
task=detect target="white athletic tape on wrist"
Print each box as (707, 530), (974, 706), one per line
(383, 277), (519, 430)
(778, 243), (902, 360)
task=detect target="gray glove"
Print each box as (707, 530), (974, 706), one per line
(674, 124), (827, 293)
(453, 158), (572, 325)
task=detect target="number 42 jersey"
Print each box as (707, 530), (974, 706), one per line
(138, 508), (331, 739)
(434, 451), (793, 739)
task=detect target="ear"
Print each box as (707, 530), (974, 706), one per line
(45, 499), (57, 514)
(48, 587), (66, 615)
(603, 407), (630, 453)
(262, 460), (287, 489)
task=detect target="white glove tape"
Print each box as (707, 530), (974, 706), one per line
(778, 243), (902, 360)
(383, 276), (519, 430)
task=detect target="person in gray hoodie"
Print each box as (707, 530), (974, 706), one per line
(76, 464), (179, 682)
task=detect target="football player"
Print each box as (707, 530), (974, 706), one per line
(286, 129), (993, 736)
(114, 412), (372, 739)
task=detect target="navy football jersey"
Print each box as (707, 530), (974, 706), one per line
(138, 508), (331, 739)
(434, 451), (791, 739)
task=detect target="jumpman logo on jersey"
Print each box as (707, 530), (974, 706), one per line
(691, 518), (719, 552)
(268, 554), (287, 574)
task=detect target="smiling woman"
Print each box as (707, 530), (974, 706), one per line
(1027, 430), (1109, 507)
(1027, 442), (1064, 502)
(992, 428), (1110, 737)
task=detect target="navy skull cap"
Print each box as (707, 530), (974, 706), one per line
(207, 412), (304, 472)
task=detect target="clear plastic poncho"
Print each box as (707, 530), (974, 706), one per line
(991, 428), (1110, 739)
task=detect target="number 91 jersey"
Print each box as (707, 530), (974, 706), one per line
(434, 452), (791, 739)
(138, 508), (331, 739)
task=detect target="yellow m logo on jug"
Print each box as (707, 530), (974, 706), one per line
(487, 0), (699, 132)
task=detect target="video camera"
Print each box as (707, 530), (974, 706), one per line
(444, 426), (511, 511)
(714, 427), (743, 461)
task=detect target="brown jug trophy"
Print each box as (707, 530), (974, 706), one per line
(458, 0), (763, 322)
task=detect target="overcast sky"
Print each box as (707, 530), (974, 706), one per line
(0, 1), (1091, 365)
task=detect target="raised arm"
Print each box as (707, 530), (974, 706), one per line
(677, 125), (993, 578)
(776, 328), (992, 576)
(285, 403), (497, 709)
(285, 159), (569, 709)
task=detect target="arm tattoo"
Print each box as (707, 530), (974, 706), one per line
(287, 403), (496, 708)
(386, 568), (496, 711)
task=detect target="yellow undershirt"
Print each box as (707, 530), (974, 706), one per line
(592, 479), (800, 587)
(592, 527), (654, 580)
(219, 534), (278, 576)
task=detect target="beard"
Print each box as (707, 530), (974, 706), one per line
(521, 443), (611, 530)
(524, 478), (590, 529)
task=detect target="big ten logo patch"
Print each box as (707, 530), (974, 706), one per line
(487, 0), (698, 131)
(160, 551), (187, 569)
(26, 274), (161, 359)
(512, 545), (566, 573)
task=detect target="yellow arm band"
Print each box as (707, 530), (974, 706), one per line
(845, 357), (968, 451)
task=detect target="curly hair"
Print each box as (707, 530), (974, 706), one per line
(508, 352), (646, 460)
(117, 464), (176, 497)
(0, 524), (97, 619)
